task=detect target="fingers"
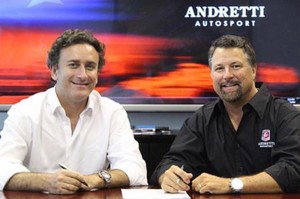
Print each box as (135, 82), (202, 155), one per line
(48, 170), (87, 194)
(160, 165), (193, 193)
(162, 176), (186, 193)
(193, 182), (214, 194)
(61, 169), (88, 187)
(192, 173), (229, 194)
(196, 183), (202, 192)
(192, 175), (208, 194)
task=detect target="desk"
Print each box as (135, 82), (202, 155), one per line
(2, 187), (300, 199)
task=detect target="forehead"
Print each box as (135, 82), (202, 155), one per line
(59, 44), (98, 60)
(211, 47), (248, 65)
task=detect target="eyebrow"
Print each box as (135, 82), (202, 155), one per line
(67, 60), (80, 63)
(67, 60), (97, 65)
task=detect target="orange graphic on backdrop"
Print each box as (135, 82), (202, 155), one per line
(0, 28), (299, 104)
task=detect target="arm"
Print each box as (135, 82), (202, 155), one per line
(241, 172), (281, 193)
(85, 169), (129, 190)
(5, 170), (88, 194)
(191, 172), (281, 194)
(105, 107), (147, 186)
(151, 113), (207, 186)
(5, 169), (129, 194)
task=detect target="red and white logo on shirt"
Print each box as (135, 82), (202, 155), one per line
(261, 129), (271, 142)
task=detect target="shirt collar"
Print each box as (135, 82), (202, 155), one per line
(209, 83), (271, 119)
(46, 87), (95, 115)
(247, 83), (271, 119)
(47, 87), (62, 114)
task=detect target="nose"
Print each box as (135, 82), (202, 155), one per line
(76, 65), (88, 78)
(223, 67), (234, 79)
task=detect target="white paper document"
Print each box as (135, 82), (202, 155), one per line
(121, 189), (190, 199)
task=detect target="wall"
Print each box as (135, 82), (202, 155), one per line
(0, 112), (7, 130)
(1, 105), (300, 131)
(0, 110), (193, 131)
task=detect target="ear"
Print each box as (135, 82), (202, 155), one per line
(252, 64), (257, 80)
(50, 65), (58, 81)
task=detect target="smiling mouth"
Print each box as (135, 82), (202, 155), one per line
(220, 82), (240, 91)
(72, 82), (89, 86)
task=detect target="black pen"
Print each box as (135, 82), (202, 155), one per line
(58, 163), (89, 187)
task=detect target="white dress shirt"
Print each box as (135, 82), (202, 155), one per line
(0, 87), (147, 190)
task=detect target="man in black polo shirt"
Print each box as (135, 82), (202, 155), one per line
(151, 35), (300, 194)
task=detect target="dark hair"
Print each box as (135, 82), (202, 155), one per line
(47, 29), (105, 71)
(208, 35), (256, 68)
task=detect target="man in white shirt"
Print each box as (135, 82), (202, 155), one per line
(0, 29), (147, 194)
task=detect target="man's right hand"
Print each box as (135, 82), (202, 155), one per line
(158, 165), (193, 193)
(47, 169), (88, 194)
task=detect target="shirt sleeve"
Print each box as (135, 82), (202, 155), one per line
(150, 112), (206, 185)
(0, 106), (31, 191)
(264, 104), (300, 192)
(106, 107), (148, 186)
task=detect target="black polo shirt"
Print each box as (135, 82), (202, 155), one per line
(151, 83), (300, 192)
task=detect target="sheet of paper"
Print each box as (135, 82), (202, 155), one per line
(121, 189), (190, 199)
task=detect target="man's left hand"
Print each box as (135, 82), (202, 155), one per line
(192, 173), (231, 194)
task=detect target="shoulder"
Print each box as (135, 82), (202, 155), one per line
(272, 97), (299, 115)
(8, 89), (50, 117)
(192, 100), (218, 116)
(187, 100), (219, 124)
(90, 90), (125, 113)
(9, 91), (47, 111)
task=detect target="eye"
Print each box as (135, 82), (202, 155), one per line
(232, 64), (241, 69)
(86, 63), (97, 71)
(214, 66), (224, 72)
(68, 62), (79, 69)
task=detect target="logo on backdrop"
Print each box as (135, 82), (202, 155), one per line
(27, 0), (63, 8)
(258, 129), (275, 148)
(184, 6), (265, 27)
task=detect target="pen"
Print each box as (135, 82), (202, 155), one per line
(180, 165), (184, 170)
(58, 163), (72, 170)
(58, 163), (89, 187)
(176, 164), (189, 190)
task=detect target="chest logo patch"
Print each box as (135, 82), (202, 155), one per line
(261, 129), (270, 141)
(258, 129), (275, 148)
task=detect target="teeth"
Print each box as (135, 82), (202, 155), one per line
(74, 82), (87, 85)
(223, 83), (236, 87)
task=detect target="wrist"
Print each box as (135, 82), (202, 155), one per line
(229, 178), (244, 193)
(98, 170), (111, 188)
(85, 173), (104, 190)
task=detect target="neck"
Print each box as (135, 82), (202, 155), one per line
(223, 85), (258, 131)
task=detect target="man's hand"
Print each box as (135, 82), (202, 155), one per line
(47, 169), (88, 194)
(159, 165), (193, 193)
(192, 172), (230, 194)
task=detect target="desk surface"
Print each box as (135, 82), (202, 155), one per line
(2, 186), (300, 199)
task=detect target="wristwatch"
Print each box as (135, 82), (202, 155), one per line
(229, 178), (243, 193)
(98, 170), (111, 187)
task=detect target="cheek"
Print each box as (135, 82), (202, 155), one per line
(238, 72), (253, 82)
(89, 72), (98, 83)
(54, 70), (71, 83)
(211, 73), (222, 85)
